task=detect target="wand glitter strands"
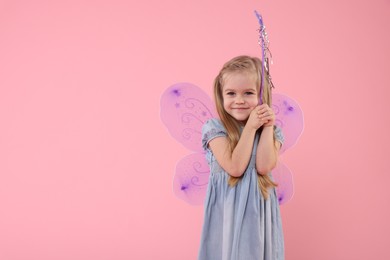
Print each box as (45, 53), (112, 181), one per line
(254, 10), (275, 104)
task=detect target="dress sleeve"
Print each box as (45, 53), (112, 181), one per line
(201, 118), (227, 151)
(274, 125), (284, 147)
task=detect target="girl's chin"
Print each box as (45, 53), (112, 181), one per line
(235, 117), (249, 125)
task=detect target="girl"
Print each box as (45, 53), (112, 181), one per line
(198, 55), (285, 260)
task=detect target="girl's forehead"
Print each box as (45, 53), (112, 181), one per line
(222, 71), (257, 89)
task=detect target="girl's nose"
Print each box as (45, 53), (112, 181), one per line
(235, 96), (244, 104)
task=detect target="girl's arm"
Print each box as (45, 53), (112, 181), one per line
(256, 126), (281, 175)
(208, 126), (257, 177)
(208, 107), (264, 177)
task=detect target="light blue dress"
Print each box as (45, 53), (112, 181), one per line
(198, 118), (285, 260)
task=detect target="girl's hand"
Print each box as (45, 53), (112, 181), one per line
(246, 105), (265, 130)
(257, 104), (275, 127)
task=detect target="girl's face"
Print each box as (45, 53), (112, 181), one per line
(222, 72), (259, 123)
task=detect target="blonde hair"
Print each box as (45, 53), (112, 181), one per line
(214, 55), (277, 200)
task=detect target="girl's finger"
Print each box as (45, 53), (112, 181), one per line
(263, 114), (275, 120)
(262, 111), (271, 117)
(259, 106), (267, 112)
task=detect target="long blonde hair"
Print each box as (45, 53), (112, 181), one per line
(214, 55), (277, 199)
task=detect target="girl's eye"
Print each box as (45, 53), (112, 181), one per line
(226, 92), (235, 96)
(245, 92), (254, 95)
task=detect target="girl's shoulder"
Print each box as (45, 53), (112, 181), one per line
(203, 118), (224, 130)
(201, 118), (226, 151)
(202, 118), (226, 136)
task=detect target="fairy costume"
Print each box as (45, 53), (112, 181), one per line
(198, 119), (285, 260)
(159, 10), (304, 260)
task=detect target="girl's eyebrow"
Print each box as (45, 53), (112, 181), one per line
(224, 88), (256, 92)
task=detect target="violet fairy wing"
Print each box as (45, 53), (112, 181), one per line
(160, 82), (216, 153)
(272, 160), (294, 205)
(173, 153), (210, 205)
(160, 82), (216, 205)
(272, 93), (304, 155)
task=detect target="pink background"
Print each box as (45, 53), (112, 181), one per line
(1, 0), (389, 259)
